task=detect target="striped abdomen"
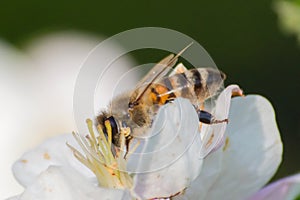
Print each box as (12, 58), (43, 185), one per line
(147, 68), (225, 106)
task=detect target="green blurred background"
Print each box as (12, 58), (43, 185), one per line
(0, 0), (299, 181)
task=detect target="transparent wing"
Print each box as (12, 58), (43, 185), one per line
(130, 43), (193, 107)
(168, 63), (188, 77)
(136, 54), (175, 88)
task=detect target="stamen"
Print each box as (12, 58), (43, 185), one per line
(104, 120), (112, 150)
(67, 119), (133, 189)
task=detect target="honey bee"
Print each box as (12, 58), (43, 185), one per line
(96, 44), (228, 156)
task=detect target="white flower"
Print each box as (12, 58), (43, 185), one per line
(8, 84), (283, 200)
(0, 31), (139, 199)
(175, 93), (282, 200)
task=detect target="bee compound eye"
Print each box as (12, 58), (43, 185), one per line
(105, 116), (119, 136)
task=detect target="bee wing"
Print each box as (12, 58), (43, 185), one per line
(136, 54), (176, 87)
(130, 43), (193, 106)
(168, 63), (188, 77)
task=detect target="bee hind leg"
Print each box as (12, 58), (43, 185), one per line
(197, 110), (228, 125)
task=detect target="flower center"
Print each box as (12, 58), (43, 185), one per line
(67, 119), (133, 189)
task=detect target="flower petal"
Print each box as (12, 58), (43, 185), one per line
(173, 149), (223, 200)
(131, 98), (203, 199)
(6, 196), (19, 200)
(0, 40), (33, 199)
(12, 134), (94, 187)
(204, 95), (283, 200)
(199, 84), (242, 158)
(248, 173), (300, 200)
(11, 166), (131, 200)
(174, 85), (242, 199)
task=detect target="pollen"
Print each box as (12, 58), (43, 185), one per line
(43, 152), (51, 160)
(223, 137), (230, 151)
(205, 132), (215, 149)
(67, 119), (133, 189)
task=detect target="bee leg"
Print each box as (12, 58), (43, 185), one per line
(197, 110), (228, 125)
(125, 139), (141, 159)
(198, 103), (205, 130)
(124, 136), (132, 159)
(165, 98), (176, 104)
(197, 88), (243, 126)
(120, 127), (132, 159)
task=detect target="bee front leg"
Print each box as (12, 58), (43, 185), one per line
(124, 136), (133, 159)
(120, 127), (132, 159)
(197, 110), (228, 125)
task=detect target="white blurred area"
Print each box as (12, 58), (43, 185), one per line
(0, 31), (139, 199)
